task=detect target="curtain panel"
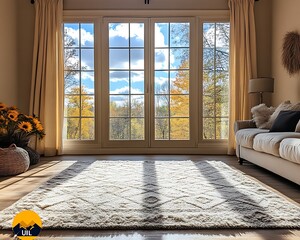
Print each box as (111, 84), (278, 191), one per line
(30, 0), (64, 156)
(227, 0), (257, 155)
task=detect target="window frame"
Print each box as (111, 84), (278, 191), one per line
(62, 10), (230, 154)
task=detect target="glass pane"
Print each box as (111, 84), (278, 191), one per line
(155, 71), (169, 94)
(203, 118), (215, 139)
(216, 71), (229, 94)
(170, 48), (189, 69)
(64, 49), (79, 70)
(203, 70), (214, 93)
(170, 95), (189, 117)
(109, 49), (129, 69)
(109, 74), (129, 94)
(109, 71), (129, 94)
(81, 72), (94, 94)
(64, 23), (79, 47)
(65, 118), (80, 139)
(81, 49), (94, 70)
(80, 23), (94, 47)
(155, 49), (169, 70)
(203, 23), (215, 48)
(64, 95), (80, 117)
(81, 118), (95, 140)
(203, 48), (214, 69)
(155, 23), (169, 47)
(110, 118), (129, 140)
(203, 95), (215, 117)
(131, 71), (144, 94)
(65, 72), (80, 94)
(216, 118), (229, 139)
(170, 118), (189, 140)
(155, 118), (169, 140)
(216, 23), (230, 48)
(155, 95), (169, 117)
(131, 95), (144, 117)
(131, 118), (144, 140)
(130, 23), (144, 47)
(130, 49), (144, 70)
(81, 95), (94, 117)
(170, 71), (189, 94)
(216, 49), (229, 71)
(170, 23), (189, 47)
(109, 23), (129, 47)
(110, 95), (129, 117)
(216, 94), (229, 117)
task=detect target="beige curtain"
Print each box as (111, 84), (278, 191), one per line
(30, 0), (64, 156)
(227, 0), (257, 155)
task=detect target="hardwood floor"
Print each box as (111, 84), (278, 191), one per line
(0, 155), (299, 240)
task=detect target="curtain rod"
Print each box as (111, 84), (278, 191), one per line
(30, 0), (258, 4)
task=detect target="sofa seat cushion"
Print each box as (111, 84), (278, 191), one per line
(253, 132), (300, 157)
(279, 138), (300, 164)
(236, 128), (269, 149)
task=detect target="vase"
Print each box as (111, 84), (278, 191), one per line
(22, 146), (40, 165)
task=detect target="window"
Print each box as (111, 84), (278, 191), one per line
(202, 22), (230, 140)
(102, 18), (194, 148)
(108, 22), (146, 140)
(154, 22), (190, 140)
(62, 11), (230, 154)
(63, 23), (95, 140)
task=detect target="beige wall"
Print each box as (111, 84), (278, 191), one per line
(64, 0), (228, 10)
(0, 0), (18, 106)
(254, 0), (273, 106)
(17, 1), (35, 113)
(271, 0), (300, 106)
(0, 0), (34, 113)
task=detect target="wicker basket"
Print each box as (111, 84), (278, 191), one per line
(0, 144), (30, 176)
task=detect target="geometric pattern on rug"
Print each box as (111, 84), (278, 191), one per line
(0, 160), (299, 229)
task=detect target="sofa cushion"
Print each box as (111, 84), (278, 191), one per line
(296, 120), (300, 132)
(279, 138), (300, 164)
(235, 128), (268, 149)
(264, 101), (300, 129)
(269, 110), (300, 132)
(253, 132), (300, 157)
(251, 103), (275, 129)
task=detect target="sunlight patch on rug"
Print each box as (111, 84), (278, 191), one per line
(0, 160), (299, 229)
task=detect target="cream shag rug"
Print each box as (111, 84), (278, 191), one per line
(0, 160), (300, 229)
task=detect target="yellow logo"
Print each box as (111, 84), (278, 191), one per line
(12, 210), (42, 240)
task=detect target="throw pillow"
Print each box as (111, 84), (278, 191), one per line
(269, 110), (300, 132)
(251, 103), (275, 129)
(296, 120), (300, 132)
(264, 100), (300, 129)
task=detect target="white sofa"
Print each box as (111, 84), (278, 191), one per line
(235, 120), (300, 185)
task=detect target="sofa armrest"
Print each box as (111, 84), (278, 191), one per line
(234, 120), (256, 134)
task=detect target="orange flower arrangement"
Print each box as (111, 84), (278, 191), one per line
(0, 103), (45, 148)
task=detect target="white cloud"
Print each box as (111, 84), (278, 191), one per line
(155, 24), (167, 47)
(81, 72), (94, 82)
(65, 27), (94, 46)
(110, 86), (129, 94)
(109, 23), (144, 41)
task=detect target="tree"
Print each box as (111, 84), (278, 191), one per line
(64, 26), (94, 140)
(65, 86), (94, 140)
